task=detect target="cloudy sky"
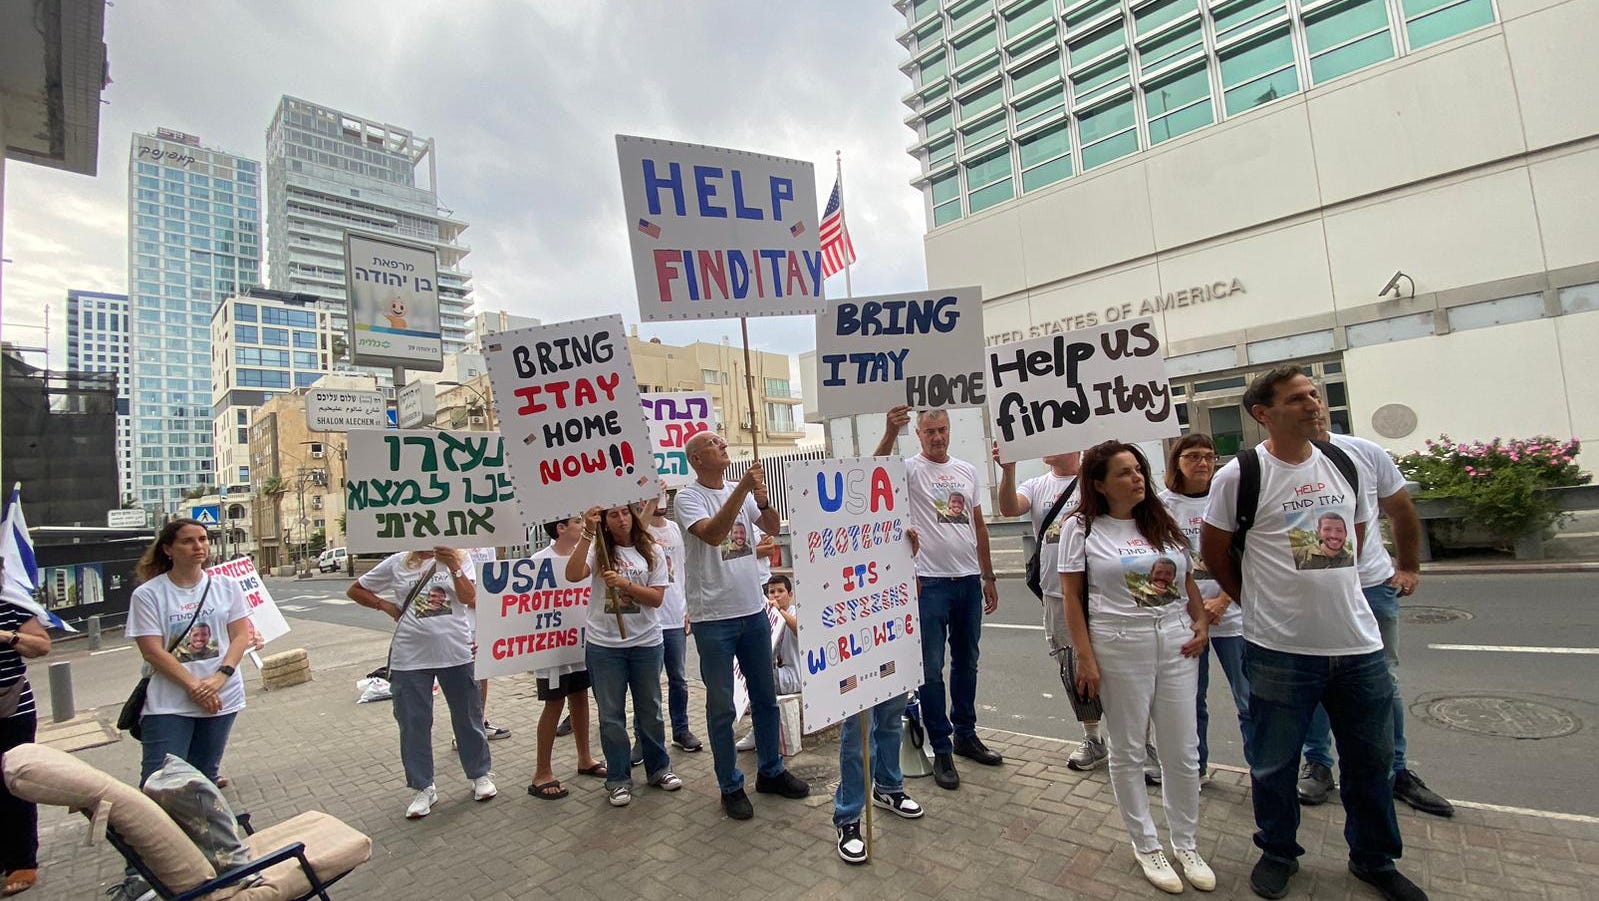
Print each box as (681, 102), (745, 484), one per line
(3, 0), (929, 369)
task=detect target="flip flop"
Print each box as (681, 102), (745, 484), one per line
(526, 781), (568, 800)
(576, 763), (608, 779)
(3, 868), (38, 896)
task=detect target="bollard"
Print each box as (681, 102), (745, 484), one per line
(48, 660), (76, 723)
(87, 614), (103, 651)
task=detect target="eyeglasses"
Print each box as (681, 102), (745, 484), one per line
(1179, 453), (1218, 464)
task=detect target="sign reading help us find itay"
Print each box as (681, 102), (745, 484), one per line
(616, 135), (825, 321)
(985, 316), (1180, 464)
(813, 287), (987, 418)
(640, 391), (717, 488)
(343, 429), (517, 552)
(482, 315), (660, 523)
(473, 553), (589, 679)
(785, 456), (923, 732)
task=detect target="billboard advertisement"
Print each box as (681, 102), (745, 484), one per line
(344, 230), (444, 372)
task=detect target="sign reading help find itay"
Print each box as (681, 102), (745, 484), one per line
(483, 315), (661, 523)
(640, 391), (716, 488)
(343, 430), (517, 552)
(785, 456), (923, 732)
(616, 135), (825, 321)
(985, 316), (1180, 464)
(813, 287), (987, 418)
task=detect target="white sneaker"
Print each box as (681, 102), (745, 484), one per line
(650, 771), (683, 791)
(405, 785), (437, 819)
(1135, 849), (1184, 894)
(472, 775), (497, 801)
(608, 784), (632, 807)
(1172, 849), (1216, 891)
(735, 731), (756, 751)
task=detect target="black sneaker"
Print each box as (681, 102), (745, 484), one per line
(952, 735), (1003, 766)
(672, 731), (704, 752)
(836, 821), (868, 864)
(1249, 855), (1299, 899)
(1349, 864), (1428, 901)
(1393, 769), (1454, 818)
(754, 769), (810, 799)
(1297, 760), (1334, 805)
(932, 752), (959, 790)
(721, 788), (754, 820)
(631, 743), (644, 767)
(872, 788), (924, 819)
(555, 715), (572, 737)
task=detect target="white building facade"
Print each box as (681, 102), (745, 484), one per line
(898, 0), (1599, 456)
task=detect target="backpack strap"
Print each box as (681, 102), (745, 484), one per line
(1312, 439), (1361, 500)
(1230, 447), (1261, 561)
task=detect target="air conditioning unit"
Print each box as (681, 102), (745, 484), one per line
(310, 449), (324, 459)
(468, 415), (487, 426)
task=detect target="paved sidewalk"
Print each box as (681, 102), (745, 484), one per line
(19, 619), (1599, 900)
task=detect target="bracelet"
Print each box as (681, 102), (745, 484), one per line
(581, 530), (595, 540)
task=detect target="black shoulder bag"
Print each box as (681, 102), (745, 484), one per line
(1024, 477), (1079, 600)
(117, 576), (212, 741)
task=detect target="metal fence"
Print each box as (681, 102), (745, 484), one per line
(726, 446), (827, 521)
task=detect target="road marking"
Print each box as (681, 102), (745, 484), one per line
(90, 646), (134, 656)
(987, 623), (1044, 631)
(278, 604), (309, 612)
(1428, 643), (1599, 655)
(317, 597), (354, 605)
(1450, 800), (1599, 825)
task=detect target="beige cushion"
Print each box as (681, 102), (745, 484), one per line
(230, 811), (372, 901)
(2, 742), (215, 893)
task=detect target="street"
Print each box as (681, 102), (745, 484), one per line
(263, 571), (1599, 818)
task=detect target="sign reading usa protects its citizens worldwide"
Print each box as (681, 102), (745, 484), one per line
(785, 456), (922, 732)
(616, 134), (825, 322)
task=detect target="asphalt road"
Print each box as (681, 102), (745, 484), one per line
(264, 571), (1599, 817)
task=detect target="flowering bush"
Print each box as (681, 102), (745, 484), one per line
(1395, 436), (1589, 539)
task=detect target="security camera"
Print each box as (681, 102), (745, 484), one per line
(1379, 270), (1414, 299)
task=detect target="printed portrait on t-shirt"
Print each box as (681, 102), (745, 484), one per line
(721, 521), (754, 561)
(174, 620), (219, 662)
(1122, 555), (1183, 607)
(937, 490), (971, 524)
(1289, 510), (1356, 570)
(1177, 516), (1212, 582)
(414, 584), (453, 619)
(603, 561), (645, 615)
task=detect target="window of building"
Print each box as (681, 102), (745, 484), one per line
(924, 105), (955, 139)
(1018, 121), (1074, 192)
(932, 171), (962, 225)
(260, 327), (289, 347)
(1004, 0), (1055, 37)
(1305, 0), (1394, 84)
(1402, 0), (1493, 49)
(948, 0), (991, 32)
(765, 403), (795, 433)
(927, 135), (958, 169)
(1145, 61), (1215, 144)
(964, 146), (1014, 213)
(1219, 26), (1300, 115)
(918, 48), (949, 86)
(1079, 94), (1139, 169)
(238, 369), (290, 389)
(701, 369), (721, 384)
(958, 82), (1004, 121)
(952, 22), (997, 68)
(294, 371), (320, 388)
(764, 378), (791, 398)
(236, 303), (257, 322)
(293, 330), (317, 349)
(293, 351), (319, 368)
(1010, 51), (1062, 98)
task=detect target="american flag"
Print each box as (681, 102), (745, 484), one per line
(818, 178), (855, 278)
(637, 218), (661, 239)
(790, 221), (806, 237)
(879, 661), (896, 678)
(839, 675), (858, 693)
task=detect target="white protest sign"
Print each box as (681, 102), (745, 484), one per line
(483, 315), (660, 523)
(813, 287), (986, 418)
(731, 604), (787, 723)
(785, 456), (922, 732)
(616, 134), (825, 321)
(206, 557), (290, 645)
(473, 551), (589, 679)
(343, 429), (517, 552)
(640, 391), (716, 488)
(305, 388), (387, 431)
(986, 317), (1180, 464)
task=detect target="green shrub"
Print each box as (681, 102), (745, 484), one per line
(1394, 436), (1589, 539)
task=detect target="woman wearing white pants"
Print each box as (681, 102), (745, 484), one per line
(1060, 441), (1214, 894)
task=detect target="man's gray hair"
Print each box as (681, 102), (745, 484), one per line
(915, 409), (949, 427)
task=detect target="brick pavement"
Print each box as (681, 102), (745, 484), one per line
(19, 619), (1599, 900)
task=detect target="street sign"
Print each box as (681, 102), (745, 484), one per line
(396, 381), (436, 429)
(107, 509), (147, 529)
(191, 505), (221, 526)
(306, 388), (387, 431)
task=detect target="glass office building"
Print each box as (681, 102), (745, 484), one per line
(65, 290), (132, 501)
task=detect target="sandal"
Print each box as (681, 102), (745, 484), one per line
(576, 762), (608, 779)
(526, 781), (568, 800)
(3, 868), (38, 896)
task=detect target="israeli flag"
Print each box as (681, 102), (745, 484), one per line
(1, 484), (73, 632)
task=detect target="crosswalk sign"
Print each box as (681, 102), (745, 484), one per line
(191, 505), (221, 526)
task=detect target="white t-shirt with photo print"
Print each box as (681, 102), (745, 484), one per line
(1330, 433), (1407, 589)
(358, 552), (476, 672)
(584, 544), (669, 649)
(648, 521), (688, 629)
(1059, 514), (1192, 618)
(1204, 446), (1380, 656)
(127, 573), (251, 717)
(905, 453), (984, 578)
(1159, 489), (1242, 639)
(1019, 472), (1079, 599)
(673, 481), (765, 623)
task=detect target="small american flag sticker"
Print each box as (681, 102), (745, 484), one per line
(839, 675), (858, 693)
(790, 221), (806, 237)
(879, 661), (896, 678)
(637, 218), (661, 239)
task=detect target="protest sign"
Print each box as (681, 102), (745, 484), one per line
(616, 134), (825, 322)
(813, 287), (986, 417)
(483, 315), (660, 523)
(206, 557), (289, 645)
(986, 317), (1180, 464)
(785, 456), (922, 732)
(640, 391), (716, 487)
(343, 429), (517, 552)
(473, 552), (589, 679)
(731, 604), (787, 723)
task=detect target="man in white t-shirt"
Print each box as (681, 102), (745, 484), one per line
(1200, 367), (1422, 901)
(1295, 430), (1451, 817)
(673, 431), (809, 821)
(875, 406), (1000, 791)
(996, 444), (1103, 770)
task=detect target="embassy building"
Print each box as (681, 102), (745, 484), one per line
(895, 0), (1599, 456)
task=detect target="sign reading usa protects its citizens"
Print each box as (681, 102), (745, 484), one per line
(616, 134), (825, 322)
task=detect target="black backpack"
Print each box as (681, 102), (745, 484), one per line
(1229, 439), (1361, 589)
(1024, 477), (1078, 600)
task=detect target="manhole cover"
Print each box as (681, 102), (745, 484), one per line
(1422, 695), (1579, 739)
(1401, 605), (1473, 624)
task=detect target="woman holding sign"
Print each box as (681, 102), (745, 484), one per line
(1058, 442), (1214, 894)
(566, 504), (681, 808)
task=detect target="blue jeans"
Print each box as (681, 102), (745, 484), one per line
(1198, 634), (1253, 772)
(1303, 584), (1405, 773)
(917, 575), (983, 754)
(1245, 643), (1401, 871)
(834, 694), (909, 826)
(390, 663), (491, 790)
(139, 712), (239, 786)
(586, 642), (670, 788)
(693, 611), (785, 794)
(661, 627), (691, 737)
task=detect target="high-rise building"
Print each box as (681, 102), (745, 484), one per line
(210, 287), (336, 495)
(265, 96), (473, 374)
(468, 309), (540, 354)
(127, 127), (262, 514)
(65, 290), (132, 500)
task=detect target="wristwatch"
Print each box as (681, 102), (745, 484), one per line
(451, 569), (466, 579)
(217, 664), (236, 677)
